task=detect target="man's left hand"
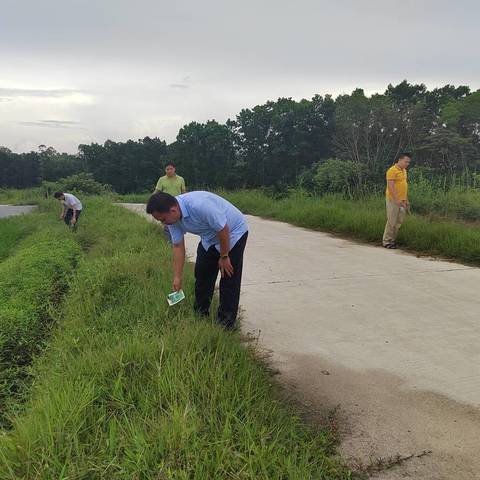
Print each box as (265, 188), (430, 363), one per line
(71, 217), (76, 225)
(219, 256), (234, 278)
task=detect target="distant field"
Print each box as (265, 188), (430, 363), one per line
(0, 198), (349, 479)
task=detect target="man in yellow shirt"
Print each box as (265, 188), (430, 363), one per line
(154, 162), (186, 196)
(383, 152), (411, 248)
(154, 162), (186, 243)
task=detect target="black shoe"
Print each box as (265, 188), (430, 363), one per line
(217, 313), (236, 331)
(383, 243), (397, 249)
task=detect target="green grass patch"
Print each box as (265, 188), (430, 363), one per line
(408, 183), (480, 223)
(116, 192), (150, 203)
(0, 216), (39, 262)
(0, 220), (81, 424)
(0, 188), (45, 205)
(0, 198), (349, 479)
(222, 190), (480, 266)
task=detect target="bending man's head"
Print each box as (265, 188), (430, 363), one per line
(53, 191), (65, 200)
(146, 192), (181, 224)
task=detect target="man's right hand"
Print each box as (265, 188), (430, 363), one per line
(172, 276), (182, 292)
(59, 214), (64, 220)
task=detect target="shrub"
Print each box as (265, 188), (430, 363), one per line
(42, 173), (113, 196)
(313, 158), (366, 198)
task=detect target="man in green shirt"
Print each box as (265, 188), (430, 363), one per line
(154, 162), (186, 196)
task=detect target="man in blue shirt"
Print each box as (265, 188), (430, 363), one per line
(146, 191), (248, 330)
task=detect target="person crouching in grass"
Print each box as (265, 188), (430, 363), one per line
(383, 152), (411, 249)
(54, 191), (83, 230)
(146, 191), (248, 330)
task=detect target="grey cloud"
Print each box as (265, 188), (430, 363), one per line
(1, 0), (479, 82)
(1, 0), (478, 153)
(18, 120), (83, 129)
(0, 88), (81, 98)
(41, 120), (82, 125)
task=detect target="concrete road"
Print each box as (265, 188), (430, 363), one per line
(121, 203), (480, 479)
(0, 205), (36, 218)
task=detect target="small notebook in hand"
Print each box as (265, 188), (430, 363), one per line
(167, 290), (185, 306)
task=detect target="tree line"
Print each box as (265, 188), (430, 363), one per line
(1, 81), (479, 194)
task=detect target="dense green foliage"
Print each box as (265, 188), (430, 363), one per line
(0, 216), (38, 261)
(1, 81), (479, 194)
(42, 172), (113, 196)
(0, 212), (80, 424)
(0, 200), (349, 479)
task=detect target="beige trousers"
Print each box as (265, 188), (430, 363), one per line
(382, 200), (406, 246)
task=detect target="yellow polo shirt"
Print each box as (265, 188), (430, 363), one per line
(386, 165), (408, 201)
(155, 175), (185, 196)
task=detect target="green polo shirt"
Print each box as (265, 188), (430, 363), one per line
(155, 175), (186, 196)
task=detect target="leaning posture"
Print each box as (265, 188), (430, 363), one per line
(54, 191), (83, 229)
(383, 152), (411, 248)
(146, 191), (248, 330)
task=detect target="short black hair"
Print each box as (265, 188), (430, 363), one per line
(146, 192), (178, 214)
(396, 151), (412, 162)
(53, 191), (64, 199)
(165, 162), (176, 169)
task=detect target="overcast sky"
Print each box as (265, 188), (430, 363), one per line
(1, 0), (478, 153)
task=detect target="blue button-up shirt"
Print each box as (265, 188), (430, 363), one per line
(168, 192), (248, 251)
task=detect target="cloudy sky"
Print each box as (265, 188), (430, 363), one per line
(1, 0), (478, 153)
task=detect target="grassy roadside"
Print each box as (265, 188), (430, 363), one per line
(0, 198), (350, 479)
(0, 216), (39, 262)
(0, 206), (81, 426)
(116, 185), (480, 224)
(116, 192), (150, 204)
(0, 188), (45, 205)
(220, 190), (480, 266)
(407, 178), (480, 222)
(115, 189), (480, 266)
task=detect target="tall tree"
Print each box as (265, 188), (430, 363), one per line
(79, 137), (167, 193)
(170, 120), (238, 188)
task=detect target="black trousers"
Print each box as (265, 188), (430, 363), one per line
(194, 232), (248, 329)
(64, 209), (82, 227)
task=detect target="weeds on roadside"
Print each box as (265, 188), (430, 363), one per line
(0, 226), (80, 426)
(222, 190), (480, 265)
(0, 199), (350, 479)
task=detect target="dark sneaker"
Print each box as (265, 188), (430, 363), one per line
(217, 313), (237, 331)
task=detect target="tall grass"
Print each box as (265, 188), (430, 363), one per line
(0, 219), (81, 425)
(0, 188), (45, 205)
(222, 190), (480, 265)
(408, 179), (480, 222)
(0, 216), (39, 262)
(116, 191), (151, 204)
(0, 198), (349, 479)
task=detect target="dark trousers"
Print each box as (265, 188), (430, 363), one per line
(194, 232), (248, 329)
(64, 209), (82, 227)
